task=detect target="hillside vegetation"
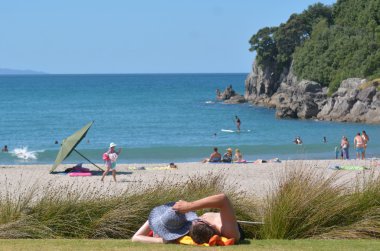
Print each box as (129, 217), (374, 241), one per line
(249, 0), (380, 93)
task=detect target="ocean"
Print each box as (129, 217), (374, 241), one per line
(0, 74), (379, 166)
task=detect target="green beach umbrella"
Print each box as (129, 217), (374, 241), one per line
(50, 121), (104, 173)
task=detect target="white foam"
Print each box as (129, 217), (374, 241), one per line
(11, 147), (38, 160)
(205, 101), (215, 104)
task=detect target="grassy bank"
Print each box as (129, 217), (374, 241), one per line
(1, 239), (380, 251)
(0, 167), (379, 240)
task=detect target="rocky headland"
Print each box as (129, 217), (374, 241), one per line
(244, 61), (380, 124)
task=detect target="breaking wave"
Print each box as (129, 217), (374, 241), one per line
(11, 147), (40, 160)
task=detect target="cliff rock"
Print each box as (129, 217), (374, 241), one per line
(245, 61), (380, 124)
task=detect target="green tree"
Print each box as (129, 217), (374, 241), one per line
(249, 0), (380, 93)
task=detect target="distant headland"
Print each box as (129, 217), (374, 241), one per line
(0, 68), (46, 75)
(242, 0), (380, 124)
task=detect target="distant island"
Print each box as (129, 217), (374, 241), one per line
(0, 68), (46, 75)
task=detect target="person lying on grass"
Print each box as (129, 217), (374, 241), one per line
(132, 193), (244, 245)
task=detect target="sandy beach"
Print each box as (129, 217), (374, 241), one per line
(1, 159), (379, 199)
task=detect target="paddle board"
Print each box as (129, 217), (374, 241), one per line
(221, 129), (251, 133)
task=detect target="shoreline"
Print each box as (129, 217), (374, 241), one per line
(1, 159), (378, 198)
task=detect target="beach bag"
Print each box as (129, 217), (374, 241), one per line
(102, 153), (110, 161)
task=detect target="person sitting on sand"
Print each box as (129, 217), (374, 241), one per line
(222, 148), (233, 163)
(202, 147), (221, 163)
(233, 149), (243, 162)
(132, 193), (243, 245)
(169, 163), (177, 168)
(101, 142), (122, 182)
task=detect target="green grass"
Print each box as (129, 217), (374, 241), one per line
(359, 78), (380, 90)
(0, 239), (380, 251)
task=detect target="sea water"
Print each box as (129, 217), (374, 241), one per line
(0, 74), (379, 165)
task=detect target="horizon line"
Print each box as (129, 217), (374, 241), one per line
(0, 72), (250, 76)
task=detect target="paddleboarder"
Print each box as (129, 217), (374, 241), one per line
(235, 116), (241, 132)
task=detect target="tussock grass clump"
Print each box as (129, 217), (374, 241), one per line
(260, 167), (380, 239)
(0, 171), (259, 239)
(1, 168), (379, 240)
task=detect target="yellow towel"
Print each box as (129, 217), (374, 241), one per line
(178, 235), (235, 246)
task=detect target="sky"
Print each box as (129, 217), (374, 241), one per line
(0, 0), (336, 74)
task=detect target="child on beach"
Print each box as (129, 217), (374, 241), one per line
(233, 149), (243, 162)
(334, 145), (340, 159)
(101, 142), (122, 182)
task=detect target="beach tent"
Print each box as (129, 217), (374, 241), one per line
(50, 121), (104, 173)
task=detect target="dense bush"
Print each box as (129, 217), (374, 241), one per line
(249, 0), (380, 93)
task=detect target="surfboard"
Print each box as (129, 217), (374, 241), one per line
(221, 129), (251, 133)
(221, 129), (235, 133)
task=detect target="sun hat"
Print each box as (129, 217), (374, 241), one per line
(109, 142), (117, 148)
(227, 148), (233, 152)
(148, 202), (198, 241)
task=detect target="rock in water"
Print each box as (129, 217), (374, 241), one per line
(216, 85), (245, 104)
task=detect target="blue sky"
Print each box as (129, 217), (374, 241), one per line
(0, 0), (336, 74)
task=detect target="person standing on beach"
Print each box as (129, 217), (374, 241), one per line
(361, 130), (369, 158)
(101, 142), (122, 182)
(334, 145), (340, 159)
(341, 136), (349, 159)
(354, 133), (365, 160)
(235, 116), (241, 132)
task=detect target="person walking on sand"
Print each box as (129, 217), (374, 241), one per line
(361, 130), (369, 158)
(354, 133), (365, 160)
(101, 142), (122, 182)
(235, 116), (241, 132)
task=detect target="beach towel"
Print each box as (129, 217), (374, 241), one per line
(209, 161), (254, 164)
(328, 164), (368, 171)
(178, 235), (235, 246)
(340, 165), (368, 171)
(69, 172), (92, 177)
(128, 166), (176, 171)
